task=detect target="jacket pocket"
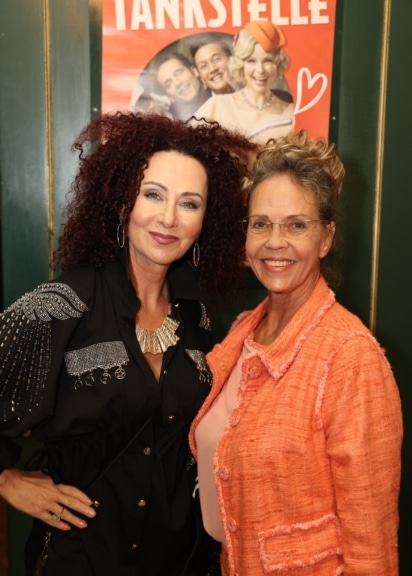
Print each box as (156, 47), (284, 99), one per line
(257, 513), (343, 573)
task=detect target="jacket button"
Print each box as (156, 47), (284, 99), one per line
(219, 466), (229, 480)
(227, 519), (237, 532)
(137, 499), (146, 507)
(248, 366), (261, 378)
(229, 415), (240, 426)
(131, 543), (139, 549)
(143, 447), (151, 456)
(168, 414), (175, 421)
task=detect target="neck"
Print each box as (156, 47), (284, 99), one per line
(215, 85), (235, 95)
(254, 307), (290, 345)
(241, 87), (273, 110)
(256, 276), (321, 344)
(129, 254), (169, 304)
(128, 263), (170, 330)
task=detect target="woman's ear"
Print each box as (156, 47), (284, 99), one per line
(319, 221), (335, 259)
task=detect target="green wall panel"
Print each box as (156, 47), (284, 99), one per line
(0, 1), (95, 573)
(0, 0), (49, 304)
(377, 1), (412, 573)
(333, 0), (385, 324)
(49, 0), (93, 240)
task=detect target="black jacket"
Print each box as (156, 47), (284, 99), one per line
(0, 255), (219, 575)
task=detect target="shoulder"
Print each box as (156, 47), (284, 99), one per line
(272, 88), (294, 104)
(230, 308), (256, 331)
(0, 271), (94, 322)
(320, 301), (391, 365)
(271, 93), (295, 115)
(1, 263), (126, 322)
(194, 93), (236, 118)
(208, 298), (268, 359)
(176, 300), (212, 332)
(326, 301), (373, 337)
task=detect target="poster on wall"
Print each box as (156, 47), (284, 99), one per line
(102, 0), (337, 144)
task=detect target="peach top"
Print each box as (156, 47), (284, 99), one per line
(195, 343), (253, 543)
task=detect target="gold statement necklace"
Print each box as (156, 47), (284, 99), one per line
(135, 305), (180, 354)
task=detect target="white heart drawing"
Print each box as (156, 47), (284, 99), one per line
(294, 68), (328, 115)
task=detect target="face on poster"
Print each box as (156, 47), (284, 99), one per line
(102, 0), (337, 141)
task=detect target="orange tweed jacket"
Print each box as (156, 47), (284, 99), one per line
(189, 277), (403, 576)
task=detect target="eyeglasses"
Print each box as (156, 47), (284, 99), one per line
(241, 215), (326, 237)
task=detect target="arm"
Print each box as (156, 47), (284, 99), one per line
(322, 333), (402, 575)
(0, 280), (95, 530)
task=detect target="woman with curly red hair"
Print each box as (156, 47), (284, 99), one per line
(0, 112), (257, 575)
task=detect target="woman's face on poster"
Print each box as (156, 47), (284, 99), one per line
(243, 43), (278, 94)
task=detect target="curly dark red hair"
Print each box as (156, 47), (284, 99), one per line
(54, 112), (258, 299)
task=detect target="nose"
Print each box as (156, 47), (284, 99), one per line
(255, 60), (265, 73)
(176, 76), (183, 86)
(265, 223), (287, 247)
(158, 202), (177, 229)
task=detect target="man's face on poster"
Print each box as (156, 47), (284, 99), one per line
(157, 58), (201, 103)
(194, 43), (233, 94)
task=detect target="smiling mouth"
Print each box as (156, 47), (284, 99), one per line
(264, 259), (294, 267)
(151, 232), (178, 244)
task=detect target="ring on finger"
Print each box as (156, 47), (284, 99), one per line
(50, 505), (65, 522)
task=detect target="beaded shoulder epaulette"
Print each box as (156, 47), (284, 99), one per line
(0, 283), (87, 422)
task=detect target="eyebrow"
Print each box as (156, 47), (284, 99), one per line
(197, 52), (223, 63)
(250, 213), (314, 219)
(141, 181), (205, 199)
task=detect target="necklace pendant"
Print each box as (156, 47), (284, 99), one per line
(135, 309), (180, 355)
(240, 89), (274, 110)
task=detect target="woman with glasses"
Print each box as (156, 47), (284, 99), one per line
(189, 130), (402, 576)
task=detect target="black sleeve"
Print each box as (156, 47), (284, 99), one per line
(0, 280), (88, 470)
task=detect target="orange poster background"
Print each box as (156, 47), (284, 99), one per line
(102, 0), (337, 138)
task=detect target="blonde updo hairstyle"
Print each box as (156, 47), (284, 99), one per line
(247, 130), (345, 286)
(229, 27), (290, 85)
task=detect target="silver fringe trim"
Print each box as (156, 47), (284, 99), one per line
(199, 301), (211, 331)
(0, 282), (88, 420)
(65, 341), (129, 390)
(185, 349), (212, 386)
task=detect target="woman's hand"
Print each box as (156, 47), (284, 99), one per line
(0, 468), (96, 530)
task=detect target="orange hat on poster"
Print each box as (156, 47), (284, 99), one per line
(243, 20), (286, 51)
